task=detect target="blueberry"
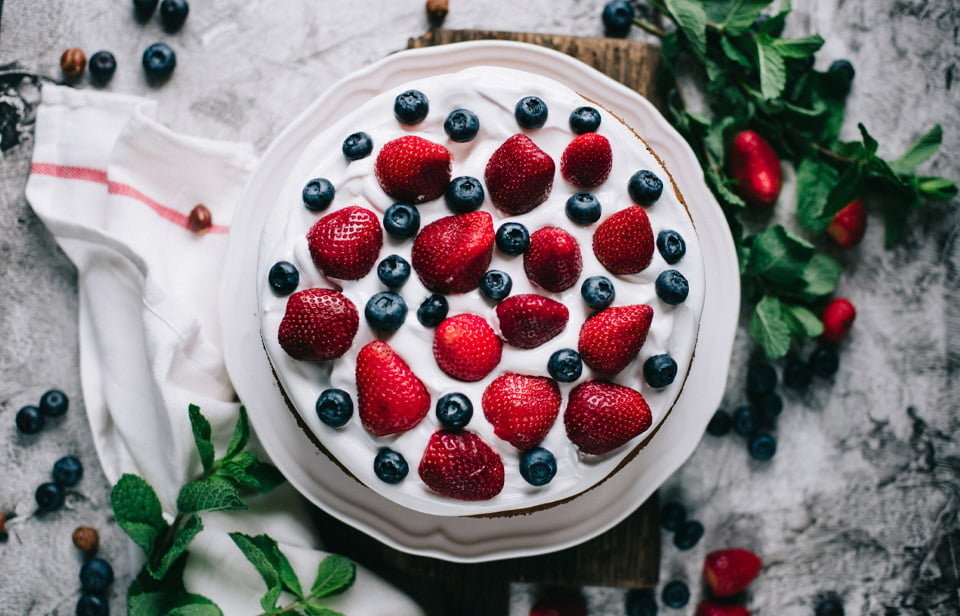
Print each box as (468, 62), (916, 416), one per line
(749, 432), (777, 461)
(814, 596), (845, 616)
(828, 59), (855, 82)
(417, 293), (449, 327)
(76, 593), (109, 616)
(377, 254), (411, 288)
(746, 361), (778, 398)
(706, 408), (732, 436)
(302, 177), (335, 211)
(268, 261), (299, 295)
(628, 170), (663, 205)
(547, 348), (583, 383)
(660, 500), (686, 532)
(159, 0), (189, 31)
(519, 447), (558, 486)
(755, 392), (783, 425)
(383, 202), (420, 239)
(624, 588), (657, 616)
(480, 270), (512, 301)
(565, 192), (602, 224)
(88, 51), (117, 84)
(342, 131), (373, 161)
(393, 89), (429, 125)
(133, 0), (159, 18)
(809, 345), (840, 378)
(315, 388), (353, 428)
(643, 354), (677, 388)
(783, 354), (813, 390)
(16, 405), (45, 434)
(445, 176), (485, 213)
(569, 106), (602, 134)
(435, 393), (473, 430)
(365, 291), (407, 332)
(673, 520), (704, 550)
(656, 230), (686, 264)
(40, 389), (69, 417)
(581, 275), (615, 310)
(732, 404), (758, 436)
(495, 222), (530, 256)
(373, 448), (408, 484)
(515, 95), (548, 129)
(80, 557), (114, 593)
(602, 0), (635, 38)
(53, 455), (84, 487)
(655, 270), (689, 305)
(660, 580), (690, 608)
(443, 108), (480, 142)
(35, 482), (65, 512)
(141, 42), (176, 81)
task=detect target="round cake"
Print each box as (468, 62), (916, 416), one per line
(256, 65), (704, 517)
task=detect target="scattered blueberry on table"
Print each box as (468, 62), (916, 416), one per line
(141, 42), (177, 82)
(16, 404), (45, 434)
(159, 0), (189, 32)
(660, 579), (690, 608)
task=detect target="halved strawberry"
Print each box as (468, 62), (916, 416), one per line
(524, 227), (583, 292)
(482, 373), (561, 450)
(374, 135), (452, 204)
(561, 132), (612, 188)
(411, 211), (495, 294)
(564, 380), (652, 454)
(696, 602), (752, 616)
(826, 198), (867, 248)
(306, 205), (382, 280)
(418, 430), (505, 500)
(578, 304), (654, 374)
(495, 294), (569, 349)
(277, 288), (359, 361)
(484, 133), (555, 215)
(592, 206), (654, 275)
(703, 548), (763, 598)
(356, 340), (430, 436)
(433, 313), (502, 381)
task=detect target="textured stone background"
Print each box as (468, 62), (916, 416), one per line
(0, 1), (958, 614)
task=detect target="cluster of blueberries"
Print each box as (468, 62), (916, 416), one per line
(76, 556), (114, 616)
(15, 388), (69, 435)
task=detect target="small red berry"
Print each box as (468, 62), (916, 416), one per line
(728, 130), (782, 208)
(821, 297), (856, 342)
(826, 198), (867, 248)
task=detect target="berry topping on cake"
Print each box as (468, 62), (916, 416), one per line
(375, 135), (452, 204)
(656, 269), (690, 305)
(416, 293), (449, 327)
(578, 304), (654, 374)
(547, 348), (583, 382)
(628, 169), (664, 205)
(302, 177), (335, 211)
(482, 373), (561, 450)
(495, 221), (530, 255)
(268, 261), (299, 296)
(393, 89), (429, 125)
(445, 175), (485, 213)
(484, 134), (556, 215)
(342, 131), (373, 161)
(495, 294), (569, 349)
(593, 206), (654, 275)
(376, 254), (411, 288)
(524, 227), (583, 292)
(435, 393), (473, 430)
(514, 95), (549, 129)
(519, 447), (558, 486)
(382, 202), (420, 239)
(443, 108), (480, 142)
(306, 205), (383, 280)
(644, 354), (678, 388)
(315, 388), (353, 428)
(433, 313), (502, 381)
(564, 380), (652, 455)
(569, 106), (601, 134)
(356, 340), (430, 436)
(561, 133), (613, 188)
(373, 448), (409, 484)
(657, 229), (686, 264)
(565, 192), (602, 224)
(418, 430), (505, 500)
(364, 291), (407, 332)
(278, 288), (359, 361)
(480, 269), (512, 301)
(580, 275), (616, 310)
(411, 211), (495, 294)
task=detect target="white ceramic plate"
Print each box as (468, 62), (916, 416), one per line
(221, 40), (739, 563)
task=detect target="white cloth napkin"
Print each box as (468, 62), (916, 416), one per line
(25, 84), (424, 616)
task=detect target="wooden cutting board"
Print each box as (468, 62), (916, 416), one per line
(313, 29), (665, 616)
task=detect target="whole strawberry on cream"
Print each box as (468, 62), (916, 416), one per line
(258, 66), (705, 517)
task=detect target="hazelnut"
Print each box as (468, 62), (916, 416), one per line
(60, 48), (87, 79)
(188, 204), (213, 233)
(72, 525), (100, 554)
(0, 511), (6, 533)
(425, 0), (448, 26)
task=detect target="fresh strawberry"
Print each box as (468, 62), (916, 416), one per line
(561, 132), (613, 188)
(418, 430), (504, 500)
(728, 129), (782, 208)
(703, 548), (763, 598)
(306, 205), (382, 280)
(524, 227), (583, 292)
(482, 373), (561, 450)
(495, 294), (569, 349)
(411, 211), (495, 294)
(277, 288), (359, 361)
(355, 340), (430, 436)
(484, 133), (556, 215)
(592, 206), (654, 275)
(821, 297), (856, 342)
(578, 304), (654, 374)
(433, 313), (502, 381)
(374, 135), (452, 204)
(564, 380), (652, 454)
(826, 198), (867, 248)
(529, 594), (588, 616)
(696, 602), (752, 616)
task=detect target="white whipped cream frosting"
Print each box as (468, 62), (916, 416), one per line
(257, 66), (704, 517)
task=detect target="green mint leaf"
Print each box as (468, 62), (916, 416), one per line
(303, 605), (345, 616)
(747, 225), (815, 289)
(858, 123), (879, 157)
(230, 532), (304, 602)
(796, 253), (841, 301)
(166, 604), (225, 616)
(720, 0), (770, 35)
(824, 162), (864, 221)
(758, 0), (791, 36)
(796, 155), (841, 232)
(781, 303), (824, 338)
(310, 554), (356, 599)
(664, 0), (708, 59)
(756, 35), (787, 100)
(917, 176), (958, 201)
(214, 451), (286, 493)
(129, 592), (222, 616)
(892, 124), (942, 174)
(720, 35), (753, 70)
(748, 295), (793, 359)
(188, 404), (215, 475)
(771, 34), (824, 59)
(177, 479), (248, 514)
(224, 406), (251, 460)
(706, 169), (747, 211)
(149, 514), (203, 581)
(882, 197), (911, 247)
(111, 474), (169, 561)
(229, 533), (283, 612)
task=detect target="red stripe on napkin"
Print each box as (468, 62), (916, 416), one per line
(30, 162), (230, 234)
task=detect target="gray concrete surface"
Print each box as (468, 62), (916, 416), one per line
(1, 1), (958, 614)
